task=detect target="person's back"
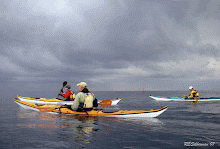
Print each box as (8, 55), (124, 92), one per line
(71, 82), (98, 111)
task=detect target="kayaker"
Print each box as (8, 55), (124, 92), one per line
(185, 86), (199, 102)
(71, 82), (98, 111)
(61, 85), (75, 101)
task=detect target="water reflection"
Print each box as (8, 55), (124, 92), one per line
(198, 103), (220, 114)
(16, 110), (97, 143)
(16, 108), (118, 145)
(188, 102), (220, 114)
(120, 117), (162, 125)
(116, 117), (164, 133)
(189, 102), (198, 111)
(16, 107), (164, 147)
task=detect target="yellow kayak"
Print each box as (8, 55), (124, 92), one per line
(13, 99), (168, 118)
(17, 95), (121, 106)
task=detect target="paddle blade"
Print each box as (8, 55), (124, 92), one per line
(99, 100), (112, 107)
(63, 81), (67, 87)
(38, 107), (55, 113)
(183, 94), (186, 97)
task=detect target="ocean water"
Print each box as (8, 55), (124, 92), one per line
(1, 90), (220, 149)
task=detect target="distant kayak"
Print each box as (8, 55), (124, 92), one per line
(13, 99), (168, 118)
(17, 95), (121, 106)
(149, 95), (220, 101)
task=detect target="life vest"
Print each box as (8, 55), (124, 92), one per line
(70, 91), (75, 99)
(63, 90), (75, 101)
(192, 90), (199, 97)
(83, 93), (94, 108)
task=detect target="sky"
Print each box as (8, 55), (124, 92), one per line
(1, 0), (220, 92)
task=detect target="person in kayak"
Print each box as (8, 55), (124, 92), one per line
(185, 86), (199, 102)
(71, 82), (98, 112)
(61, 85), (75, 101)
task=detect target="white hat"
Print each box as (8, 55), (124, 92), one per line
(189, 86), (193, 89)
(77, 82), (87, 88)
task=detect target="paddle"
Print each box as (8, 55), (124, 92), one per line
(57, 81), (67, 98)
(99, 100), (112, 107)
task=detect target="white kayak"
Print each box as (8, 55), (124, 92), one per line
(13, 99), (168, 118)
(149, 95), (220, 101)
(17, 95), (121, 106)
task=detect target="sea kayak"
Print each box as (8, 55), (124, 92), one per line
(13, 99), (168, 118)
(17, 95), (121, 106)
(149, 95), (220, 101)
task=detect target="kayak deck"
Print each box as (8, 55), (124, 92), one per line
(149, 95), (220, 101)
(13, 99), (168, 118)
(17, 95), (121, 106)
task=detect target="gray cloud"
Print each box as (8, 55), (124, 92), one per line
(1, 0), (220, 91)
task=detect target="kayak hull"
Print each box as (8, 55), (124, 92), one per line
(149, 95), (220, 101)
(13, 99), (168, 118)
(17, 96), (121, 106)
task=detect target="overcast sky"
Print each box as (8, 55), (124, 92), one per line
(1, 0), (220, 92)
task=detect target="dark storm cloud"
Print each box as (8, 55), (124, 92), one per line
(1, 0), (220, 91)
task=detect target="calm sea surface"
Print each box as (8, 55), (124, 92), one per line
(1, 90), (220, 149)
